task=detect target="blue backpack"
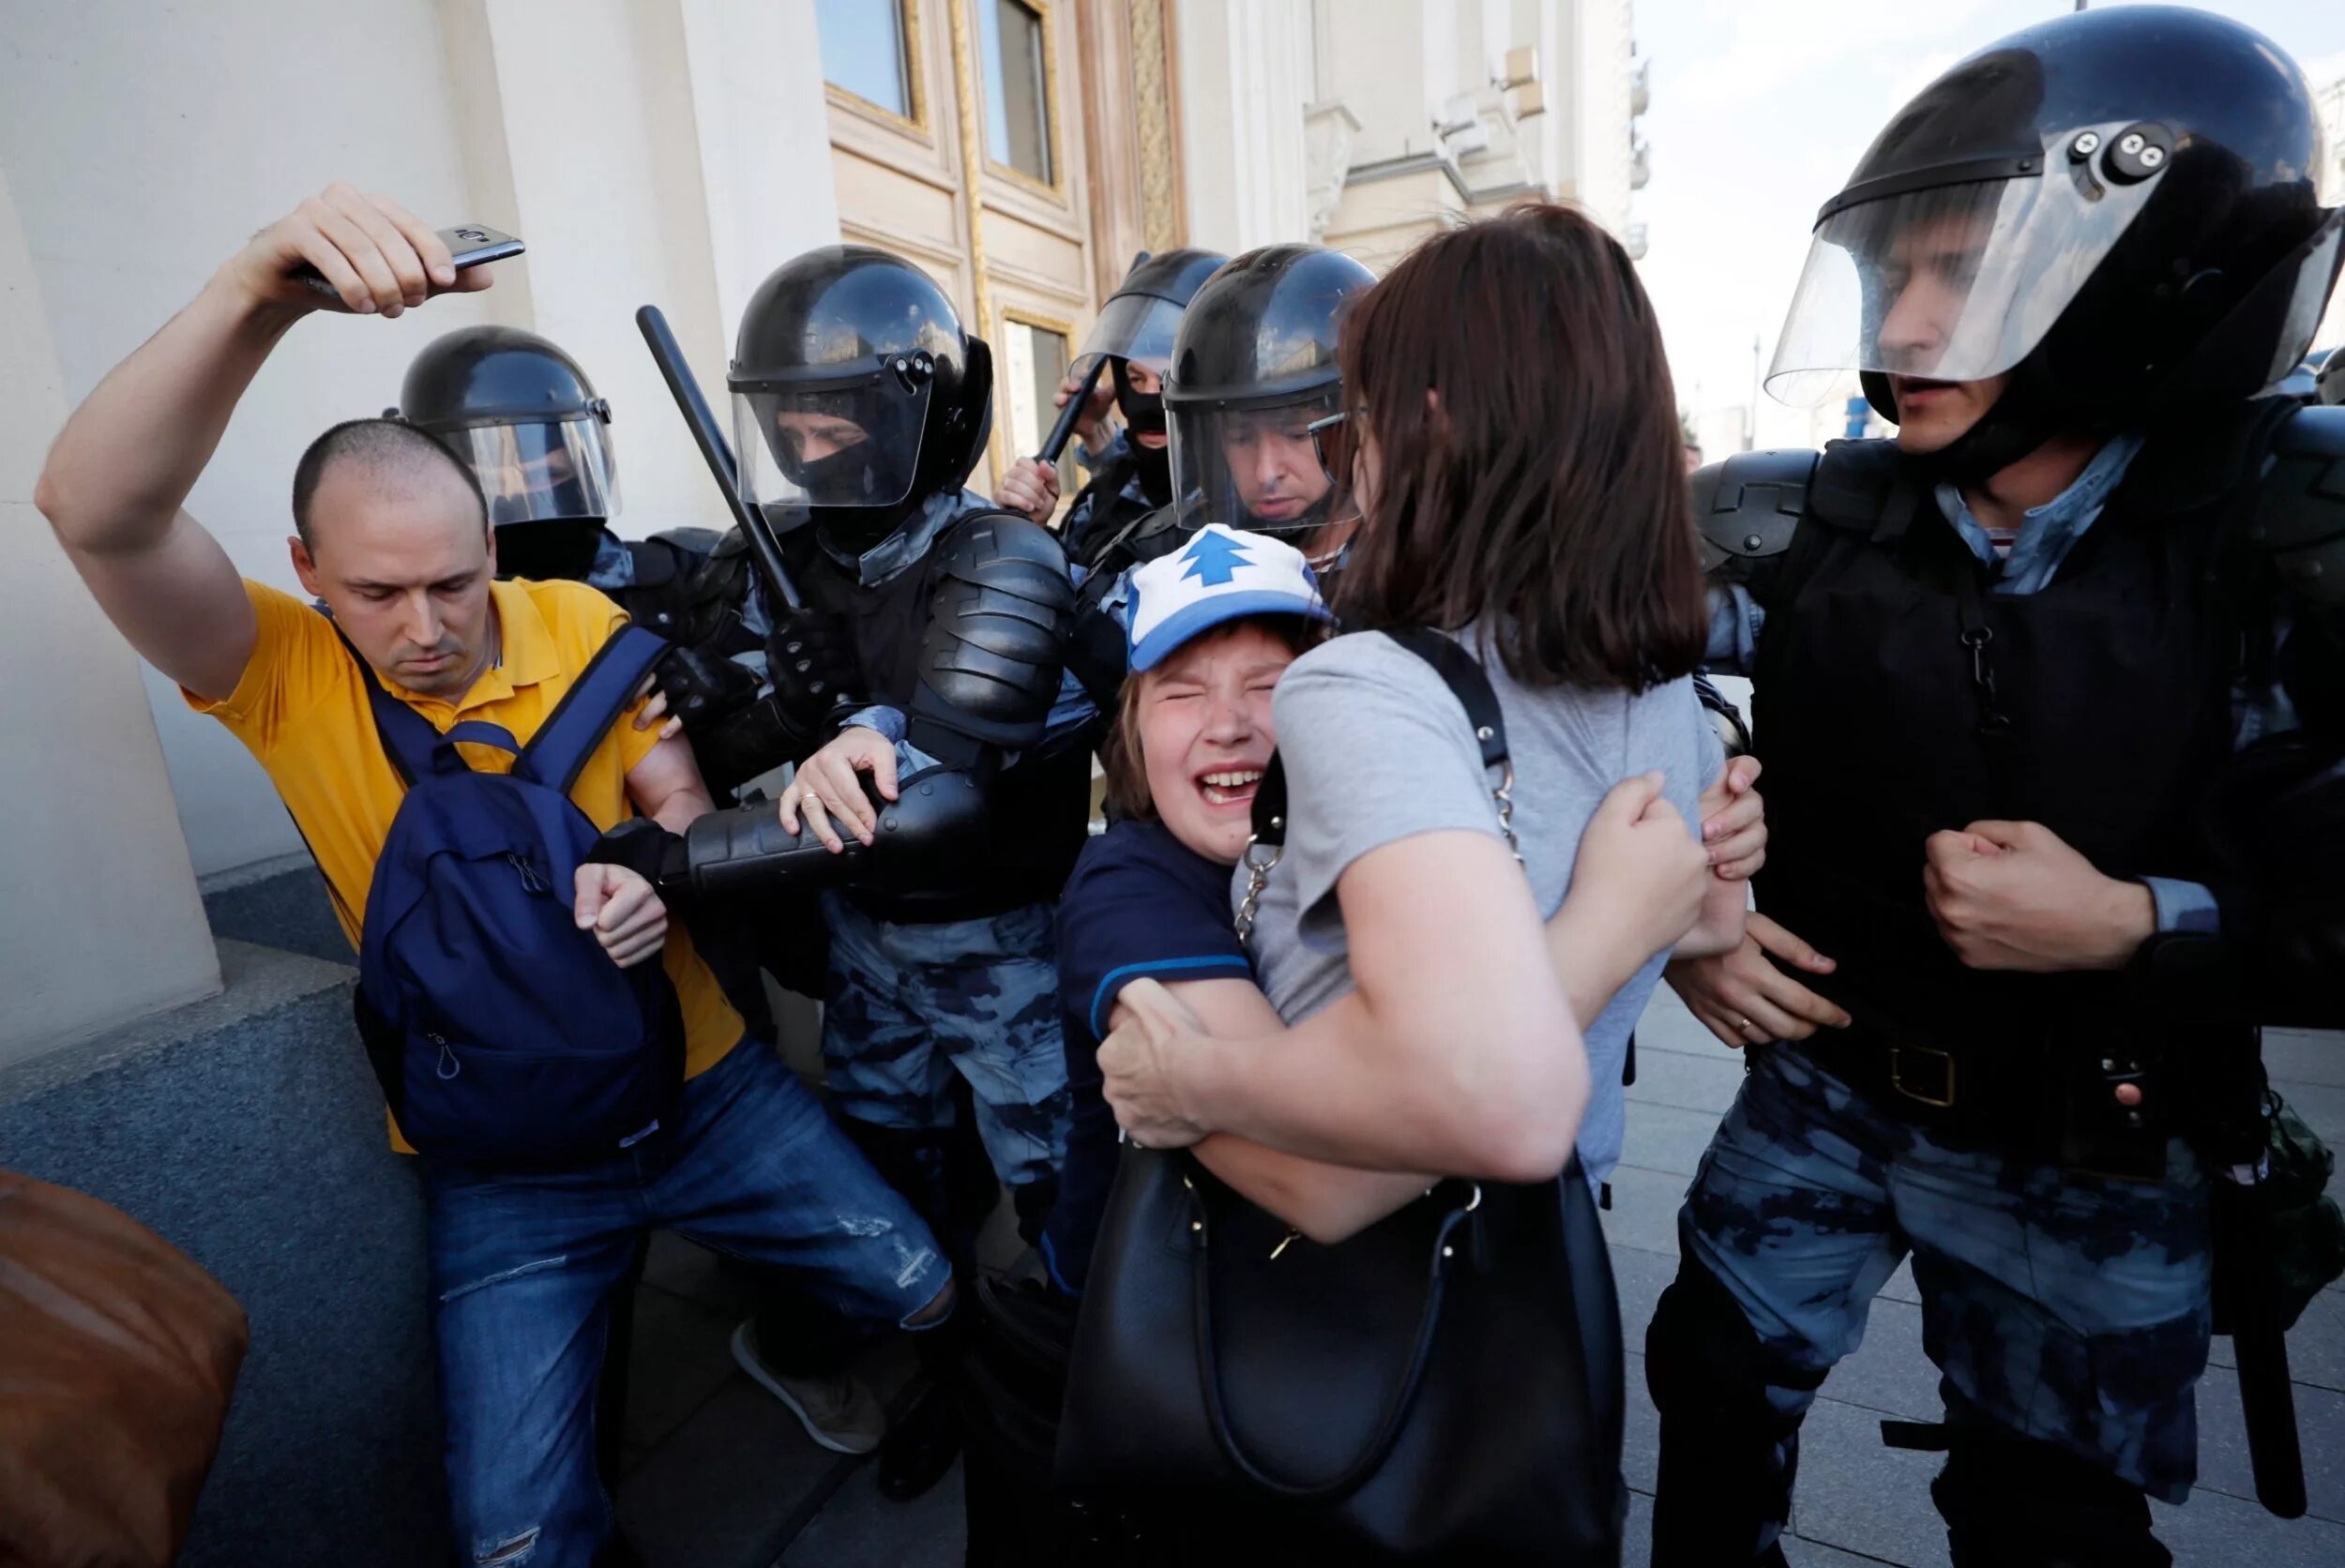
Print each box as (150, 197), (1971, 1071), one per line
(340, 621), (687, 1165)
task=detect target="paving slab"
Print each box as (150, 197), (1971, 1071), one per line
(622, 1284), (749, 1463)
(1782, 1394), (1953, 1568)
(1621, 1043), (1750, 1117)
(614, 1376), (850, 1567)
(2189, 1360), (2345, 1524)
(779, 1457), (964, 1566)
(1600, 1161), (1693, 1259)
(1619, 1097), (1731, 1179)
(2209, 1286), (2345, 1393)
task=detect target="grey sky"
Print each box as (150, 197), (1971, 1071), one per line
(1632, 0), (2345, 441)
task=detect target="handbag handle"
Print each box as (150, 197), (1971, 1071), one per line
(1186, 1172), (1482, 1500)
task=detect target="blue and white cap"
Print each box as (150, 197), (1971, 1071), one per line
(1126, 524), (1334, 672)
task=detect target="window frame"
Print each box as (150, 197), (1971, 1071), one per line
(821, 0), (930, 137)
(974, 0), (1067, 200)
(996, 299), (1082, 511)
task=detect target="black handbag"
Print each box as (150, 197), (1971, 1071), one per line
(1055, 628), (1627, 1564)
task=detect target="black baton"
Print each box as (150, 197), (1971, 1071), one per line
(1033, 250), (1151, 465)
(634, 304), (804, 612)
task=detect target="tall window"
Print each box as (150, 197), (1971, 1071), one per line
(818, 0), (915, 120)
(978, 0), (1052, 183)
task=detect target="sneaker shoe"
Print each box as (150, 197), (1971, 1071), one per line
(730, 1319), (887, 1455)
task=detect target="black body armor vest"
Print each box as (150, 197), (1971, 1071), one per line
(782, 523), (1090, 924)
(1743, 411), (2289, 1164)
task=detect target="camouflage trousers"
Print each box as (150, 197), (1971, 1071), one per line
(818, 892), (1070, 1190)
(1680, 1042), (2212, 1505)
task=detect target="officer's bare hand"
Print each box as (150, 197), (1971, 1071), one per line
(1923, 820), (2156, 972)
(779, 726), (900, 852)
(1098, 977), (1212, 1150)
(573, 864), (670, 968)
(1699, 755), (1766, 881)
(1056, 368), (1118, 457)
(998, 457), (1062, 525)
(1665, 912), (1850, 1048)
(221, 185), (495, 319)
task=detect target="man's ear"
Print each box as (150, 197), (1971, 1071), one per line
(290, 535), (324, 599)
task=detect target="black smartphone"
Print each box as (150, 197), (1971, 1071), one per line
(291, 223), (523, 301)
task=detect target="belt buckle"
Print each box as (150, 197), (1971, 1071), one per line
(1889, 1044), (1957, 1108)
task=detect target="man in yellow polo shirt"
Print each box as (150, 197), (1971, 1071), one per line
(36, 185), (953, 1568)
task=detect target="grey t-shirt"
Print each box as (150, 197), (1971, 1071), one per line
(1234, 626), (1721, 1189)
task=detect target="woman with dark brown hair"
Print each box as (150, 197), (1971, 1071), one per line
(1098, 199), (1753, 1247)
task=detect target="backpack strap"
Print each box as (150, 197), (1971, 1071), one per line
(325, 620), (455, 787)
(515, 623), (673, 794)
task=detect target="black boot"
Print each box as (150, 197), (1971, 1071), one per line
(879, 1308), (966, 1501)
(1932, 1387), (2171, 1568)
(1646, 1255), (1823, 1566)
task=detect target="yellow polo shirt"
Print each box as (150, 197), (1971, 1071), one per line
(186, 577), (747, 1150)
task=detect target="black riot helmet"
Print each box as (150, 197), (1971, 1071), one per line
(1164, 245), (1374, 546)
(1071, 248), (1232, 383)
(1768, 5), (2343, 479)
(397, 326), (619, 580)
(1071, 248), (1228, 500)
(729, 245), (993, 551)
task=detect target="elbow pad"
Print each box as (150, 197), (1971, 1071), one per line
(660, 766), (990, 903)
(905, 514), (1075, 768)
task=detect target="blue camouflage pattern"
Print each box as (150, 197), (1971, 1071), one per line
(1682, 1042), (2212, 1519)
(818, 890), (1070, 1189)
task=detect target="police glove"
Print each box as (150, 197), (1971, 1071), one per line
(646, 644), (760, 736)
(764, 610), (862, 732)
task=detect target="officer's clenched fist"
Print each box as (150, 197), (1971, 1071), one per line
(1923, 820), (2156, 972)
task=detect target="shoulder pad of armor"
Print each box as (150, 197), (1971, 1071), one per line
(623, 536), (685, 589)
(2256, 403), (2345, 607)
(1689, 448), (1820, 573)
(652, 525), (727, 557)
(936, 509), (1072, 577)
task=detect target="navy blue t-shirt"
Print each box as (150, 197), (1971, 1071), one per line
(1044, 818), (1251, 1293)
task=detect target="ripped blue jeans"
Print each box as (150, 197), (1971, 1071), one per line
(419, 1036), (952, 1567)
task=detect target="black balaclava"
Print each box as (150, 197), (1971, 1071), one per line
(494, 519), (607, 582)
(1113, 359), (1172, 505)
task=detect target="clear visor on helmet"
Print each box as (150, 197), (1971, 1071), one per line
(733, 377), (930, 515)
(1068, 291), (1185, 381)
(1766, 156), (2161, 406)
(1170, 388), (1349, 539)
(448, 417), (619, 525)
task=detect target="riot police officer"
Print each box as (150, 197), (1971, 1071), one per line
(1649, 9), (2345, 1565)
(996, 248), (1227, 562)
(611, 244), (1084, 1499)
(1063, 243), (1375, 709)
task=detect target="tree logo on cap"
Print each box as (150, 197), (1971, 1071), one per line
(1180, 529), (1251, 587)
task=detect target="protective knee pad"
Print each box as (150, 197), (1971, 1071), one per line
(1646, 1257), (1823, 1568)
(1933, 1425), (2170, 1568)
